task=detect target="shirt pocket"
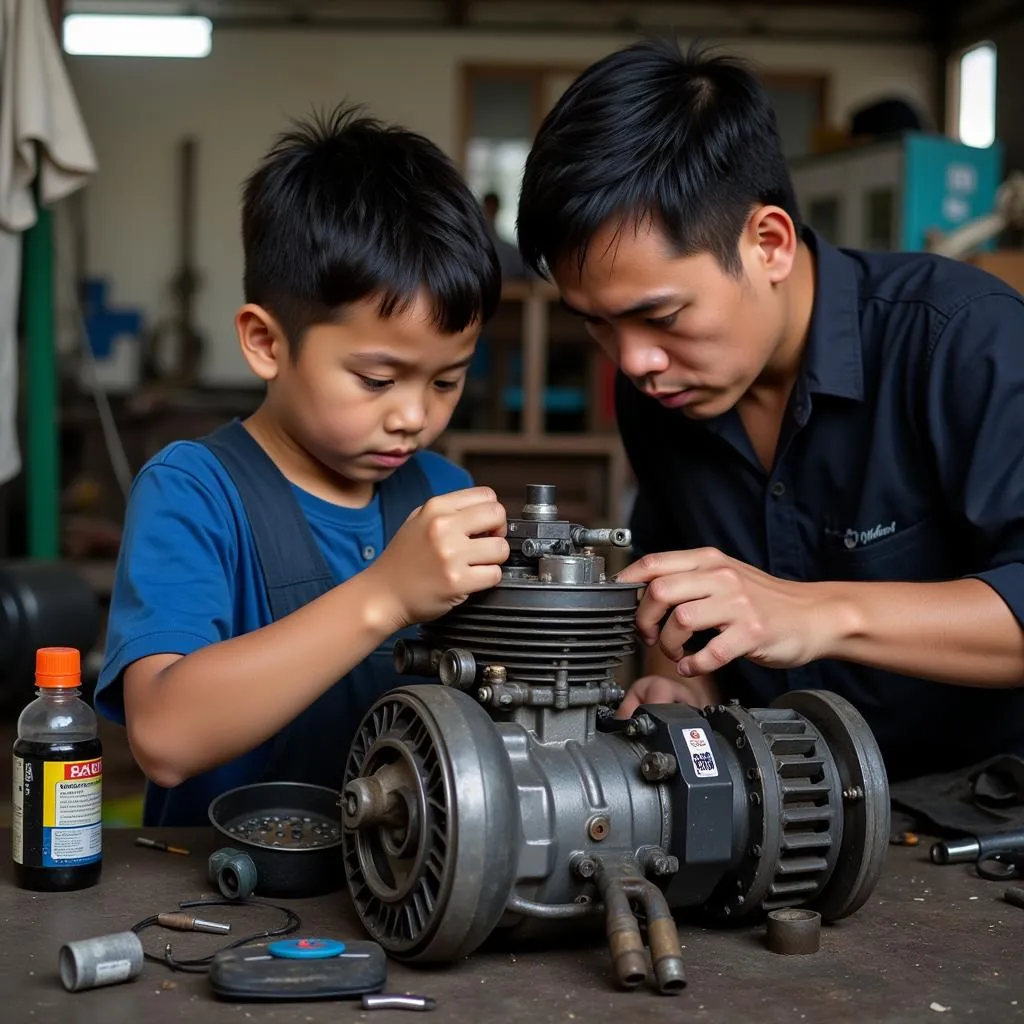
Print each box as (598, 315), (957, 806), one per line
(820, 516), (949, 582)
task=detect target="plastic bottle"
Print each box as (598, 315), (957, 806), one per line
(12, 647), (103, 891)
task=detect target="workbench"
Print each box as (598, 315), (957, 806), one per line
(2, 828), (1019, 1023)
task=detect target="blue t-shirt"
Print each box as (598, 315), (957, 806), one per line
(95, 438), (472, 826)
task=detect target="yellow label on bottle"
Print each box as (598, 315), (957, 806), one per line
(40, 758), (103, 864)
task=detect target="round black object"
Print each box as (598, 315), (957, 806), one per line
(0, 561), (101, 693)
(208, 782), (344, 899)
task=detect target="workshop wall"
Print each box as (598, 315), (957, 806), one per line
(66, 28), (936, 385)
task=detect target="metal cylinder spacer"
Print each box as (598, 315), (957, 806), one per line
(765, 908), (822, 955)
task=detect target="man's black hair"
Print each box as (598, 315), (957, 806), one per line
(517, 38), (801, 278)
(242, 104), (501, 350)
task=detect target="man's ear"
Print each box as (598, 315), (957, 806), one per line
(744, 206), (799, 285)
(235, 304), (288, 381)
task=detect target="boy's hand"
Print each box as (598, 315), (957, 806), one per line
(371, 486), (508, 628)
(614, 675), (711, 719)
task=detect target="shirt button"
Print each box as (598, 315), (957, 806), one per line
(362, 545), (376, 560)
(770, 482), (786, 498)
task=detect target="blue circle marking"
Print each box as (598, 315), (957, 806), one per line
(268, 937), (347, 959)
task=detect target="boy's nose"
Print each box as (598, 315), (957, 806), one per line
(385, 398), (428, 435)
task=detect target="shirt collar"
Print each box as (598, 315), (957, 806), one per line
(801, 227), (864, 402)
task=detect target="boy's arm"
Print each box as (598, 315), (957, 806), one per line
(118, 479), (506, 788)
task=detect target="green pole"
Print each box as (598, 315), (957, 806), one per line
(22, 194), (60, 559)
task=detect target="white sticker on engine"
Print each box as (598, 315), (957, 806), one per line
(684, 727), (719, 778)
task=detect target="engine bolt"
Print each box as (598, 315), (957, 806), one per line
(477, 687), (492, 703)
(640, 751), (678, 782)
(650, 854), (679, 876)
(625, 714), (656, 738)
(587, 816), (611, 842)
(750, 844), (763, 857)
(498, 694), (513, 707)
(483, 665), (507, 684)
(572, 855), (597, 879)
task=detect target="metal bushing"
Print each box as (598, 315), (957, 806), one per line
(765, 908), (822, 955)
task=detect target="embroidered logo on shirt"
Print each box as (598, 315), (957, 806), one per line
(840, 520), (897, 549)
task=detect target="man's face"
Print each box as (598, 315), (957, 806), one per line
(270, 292), (478, 485)
(552, 215), (792, 419)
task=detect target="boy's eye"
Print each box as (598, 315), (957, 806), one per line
(434, 379), (461, 392)
(357, 374), (392, 391)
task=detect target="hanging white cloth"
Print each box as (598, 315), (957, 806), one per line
(0, 0), (96, 485)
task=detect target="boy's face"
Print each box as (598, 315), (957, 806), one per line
(552, 211), (798, 419)
(243, 291), (478, 487)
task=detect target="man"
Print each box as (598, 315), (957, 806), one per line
(516, 37), (1024, 783)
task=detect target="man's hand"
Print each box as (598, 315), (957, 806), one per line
(616, 548), (845, 677)
(370, 486), (508, 628)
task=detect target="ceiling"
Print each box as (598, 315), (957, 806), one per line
(61, 0), (994, 45)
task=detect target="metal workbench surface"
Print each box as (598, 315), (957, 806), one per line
(1, 828), (1019, 1023)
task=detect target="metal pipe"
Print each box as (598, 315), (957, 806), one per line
(594, 855), (687, 995)
(601, 879), (648, 989)
(505, 892), (601, 920)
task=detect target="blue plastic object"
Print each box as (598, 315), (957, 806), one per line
(267, 937), (347, 959)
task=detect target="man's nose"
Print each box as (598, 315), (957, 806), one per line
(618, 329), (670, 379)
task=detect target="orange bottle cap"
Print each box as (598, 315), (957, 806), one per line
(36, 647), (81, 688)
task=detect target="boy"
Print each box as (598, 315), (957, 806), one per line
(95, 106), (508, 826)
(516, 39), (1024, 781)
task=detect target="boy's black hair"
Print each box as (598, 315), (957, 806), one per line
(242, 104), (501, 350)
(517, 38), (801, 278)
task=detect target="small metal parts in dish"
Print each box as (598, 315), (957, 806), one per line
(765, 908), (822, 955)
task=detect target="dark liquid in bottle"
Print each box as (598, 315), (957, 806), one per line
(12, 737), (103, 892)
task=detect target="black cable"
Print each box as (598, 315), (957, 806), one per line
(131, 896), (302, 973)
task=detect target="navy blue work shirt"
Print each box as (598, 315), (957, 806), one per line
(617, 229), (1024, 782)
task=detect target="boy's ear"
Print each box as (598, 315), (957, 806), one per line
(236, 304), (288, 381)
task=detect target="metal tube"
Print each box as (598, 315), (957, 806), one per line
(506, 892), (601, 920)
(594, 855), (687, 995)
(618, 876), (687, 994)
(59, 931), (144, 992)
(601, 881), (648, 989)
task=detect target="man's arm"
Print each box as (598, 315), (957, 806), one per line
(820, 577), (1024, 686)
(620, 292), (1024, 688)
(118, 484), (506, 788)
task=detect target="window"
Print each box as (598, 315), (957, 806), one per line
(462, 66), (582, 245)
(955, 42), (997, 149)
(461, 65), (828, 238)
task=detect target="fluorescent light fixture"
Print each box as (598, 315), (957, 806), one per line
(63, 14), (212, 58)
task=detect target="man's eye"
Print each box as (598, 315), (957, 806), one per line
(646, 312), (678, 328)
(357, 375), (392, 391)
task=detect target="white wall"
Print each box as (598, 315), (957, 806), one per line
(67, 28), (937, 385)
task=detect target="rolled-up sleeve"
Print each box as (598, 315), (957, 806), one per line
(927, 291), (1024, 627)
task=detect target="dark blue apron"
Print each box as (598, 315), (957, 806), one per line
(200, 419), (431, 790)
